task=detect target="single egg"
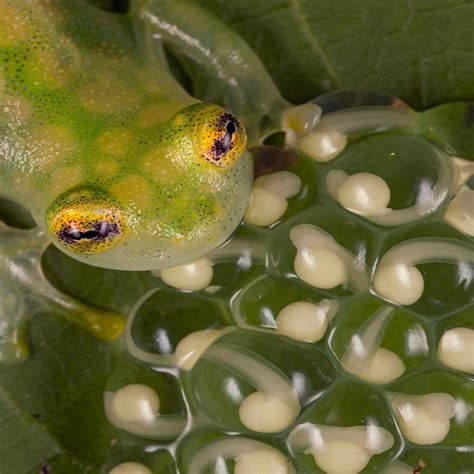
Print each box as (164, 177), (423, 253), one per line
(373, 264), (424, 305)
(336, 172), (391, 216)
(443, 186), (474, 236)
(437, 327), (474, 374)
(276, 300), (336, 342)
(111, 384), (160, 424)
(234, 448), (293, 474)
(159, 258), (214, 291)
(239, 391), (298, 433)
(294, 247), (348, 289)
(345, 347), (405, 384)
(296, 130), (347, 162)
(312, 439), (371, 474)
(245, 186), (288, 226)
(245, 171), (302, 227)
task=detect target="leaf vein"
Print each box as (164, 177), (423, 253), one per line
(288, 0), (343, 88)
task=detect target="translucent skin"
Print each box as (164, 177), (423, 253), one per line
(0, 0), (252, 270)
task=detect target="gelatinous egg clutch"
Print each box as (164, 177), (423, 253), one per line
(102, 96), (473, 473)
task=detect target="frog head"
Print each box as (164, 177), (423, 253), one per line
(45, 103), (252, 271)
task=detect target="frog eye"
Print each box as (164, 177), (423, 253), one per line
(47, 200), (126, 255)
(199, 111), (247, 168)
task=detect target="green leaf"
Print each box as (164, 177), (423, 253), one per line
(41, 245), (158, 315)
(198, 0), (474, 109)
(0, 313), (123, 474)
(419, 101), (474, 157)
(1, 1), (473, 473)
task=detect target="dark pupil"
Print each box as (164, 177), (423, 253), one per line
(222, 121), (236, 150)
(68, 222), (110, 241)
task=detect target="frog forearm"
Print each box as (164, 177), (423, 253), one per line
(0, 224), (124, 364)
(133, 0), (290, 143)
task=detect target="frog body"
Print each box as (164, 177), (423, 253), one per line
(0, 0), (252, 270)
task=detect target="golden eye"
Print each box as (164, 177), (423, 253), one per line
(47, 192), (126, 255)
(199, 111), (247, 168)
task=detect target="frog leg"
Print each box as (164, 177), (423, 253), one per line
(0, 224), (123, 364)
(131, 0), (291, 143)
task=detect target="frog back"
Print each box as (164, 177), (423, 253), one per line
(0, 0), (193, 216)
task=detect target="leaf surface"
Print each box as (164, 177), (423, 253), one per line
(1, 2), (474, 473)
(0, 313), (122, 474)
(198, 0), (474, 109)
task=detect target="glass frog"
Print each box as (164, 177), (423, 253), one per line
(4, 0), (470, 273)
(0, 0), (305, 361)
(0, 0), (256, 272)
(0, 1), (473, 473)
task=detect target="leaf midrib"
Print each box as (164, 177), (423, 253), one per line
(288, 0), (343, 88)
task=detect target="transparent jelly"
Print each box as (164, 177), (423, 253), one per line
(97, 92), (473, 473)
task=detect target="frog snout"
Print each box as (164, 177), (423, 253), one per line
(46, 190), (126, 255)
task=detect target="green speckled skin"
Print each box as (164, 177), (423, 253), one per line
(0, 0), (252, 270)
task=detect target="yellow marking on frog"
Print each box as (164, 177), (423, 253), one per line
(111, 175), (154, 211)
(135, 71), (161, 94)
(94, 159), (120, 178)
(142, 148), (182, 183)
(136, 99), (186, 128)
(3, 96), (34, 123)
(135, 70), (179, 95)
(0, 1), (30, 47)
(173, 115), (186, 127)
(136, 104), (163, 127)
(29, 125), (75, 166)
(172, 235), (186, 246)
(96, 129), (133, 156)
(27, 49), (74, 88)
(49, 166), (82, 196)
(145, 82), (161, 95)
(79, 76), (140, 113)
(37, 0), (67, 24)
